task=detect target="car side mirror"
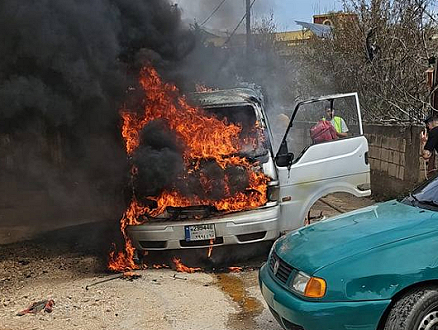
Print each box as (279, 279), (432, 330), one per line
(275, 152), (294, 167)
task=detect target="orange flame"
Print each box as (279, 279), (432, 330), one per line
(108, 66), (270, 272)
(228, 266), (243, 273)
(108, 240), (138, 272)
(121, 67), (241, 161)
(195, 84), (217, 92)
(207, 239), (214, 258)
(120, 66), (269, 216)
(152, 264), (170, 269)
(172, 257), (202, 273)
(108, 199), (147, 272)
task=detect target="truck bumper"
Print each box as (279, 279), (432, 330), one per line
(127, 205), (280, 250)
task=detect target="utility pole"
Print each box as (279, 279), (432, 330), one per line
(426, 56), (437, 177)
(246, 0), (251, 56)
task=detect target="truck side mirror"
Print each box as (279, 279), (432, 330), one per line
(275, 152), (294, 167)
(278, 140), (288, 155)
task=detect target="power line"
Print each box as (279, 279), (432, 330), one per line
(200, 0), (227, 26)
(223, 0), (257, 46)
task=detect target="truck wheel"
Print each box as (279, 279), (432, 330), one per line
(384, 286), (438, 330)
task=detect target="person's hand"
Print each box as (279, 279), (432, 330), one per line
(421, 129), (428, 143)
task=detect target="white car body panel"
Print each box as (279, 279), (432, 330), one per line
(278, 136), (370, 231)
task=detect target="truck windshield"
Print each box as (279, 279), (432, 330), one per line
(205, 105), (268, 158)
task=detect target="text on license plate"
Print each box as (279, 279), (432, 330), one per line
(185, 224), (216, 241)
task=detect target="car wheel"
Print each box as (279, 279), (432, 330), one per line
(384, 286), (438, 330)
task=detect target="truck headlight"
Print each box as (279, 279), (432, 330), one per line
(267, 182), (279, 202)
(290, 271), (326, 298)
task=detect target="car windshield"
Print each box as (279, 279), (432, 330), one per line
(205, 105), (268, 158)
(402, 172), (438, 210)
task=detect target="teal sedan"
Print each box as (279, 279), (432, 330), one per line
(259, 175), (438, 330)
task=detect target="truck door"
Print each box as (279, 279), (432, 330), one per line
(275, 92), (370, 232)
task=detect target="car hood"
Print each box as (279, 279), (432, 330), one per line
(275, 200), (438, 274)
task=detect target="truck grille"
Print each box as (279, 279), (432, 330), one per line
(269, 251), (293, 284)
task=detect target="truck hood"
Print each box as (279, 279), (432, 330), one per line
(275, 200), (438, 274)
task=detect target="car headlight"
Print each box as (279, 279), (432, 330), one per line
(290, 271), (326, 298)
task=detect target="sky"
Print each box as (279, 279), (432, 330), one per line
(272, 0), (342, 30)
(176, 0), (342, 32)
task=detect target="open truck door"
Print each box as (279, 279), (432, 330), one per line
(275, 92), (370, 232)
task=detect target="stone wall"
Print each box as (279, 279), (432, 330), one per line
(364, 124), (424, 200)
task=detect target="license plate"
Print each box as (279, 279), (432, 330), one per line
(184, 224), (216, 241)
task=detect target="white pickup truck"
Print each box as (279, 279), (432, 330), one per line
(127, 88), (370, 250)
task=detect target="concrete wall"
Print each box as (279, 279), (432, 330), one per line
(364, 124), (424, 200)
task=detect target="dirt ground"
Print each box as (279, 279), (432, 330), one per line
(0, 268), (281, 330)
(0, 193), (374, 330)
(0, 224), (281, 330)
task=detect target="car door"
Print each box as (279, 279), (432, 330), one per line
(274, 92), (371, 232)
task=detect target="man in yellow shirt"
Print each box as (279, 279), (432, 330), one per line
(324, 107), (349, 138)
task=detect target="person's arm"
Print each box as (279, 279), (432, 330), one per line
(336, 118), (348, 138)
(336, 131), (348, 138)
(421, 129), (432, 159)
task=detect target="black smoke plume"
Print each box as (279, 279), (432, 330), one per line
(133, 119), (184, 200)
(0, 0), (195, 231)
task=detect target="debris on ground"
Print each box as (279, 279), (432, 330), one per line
(16, 299), (55, 316)
(85, 272), (141, 290)
(122, 271), (142, 281)
(173, 274), (187, 280)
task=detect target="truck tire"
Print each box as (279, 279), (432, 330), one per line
(384, 286), (438, 330)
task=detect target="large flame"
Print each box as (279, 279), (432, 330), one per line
(122, 66), (241, 162)
(108, 199), (146, 272)
(108, 66), (269, 272)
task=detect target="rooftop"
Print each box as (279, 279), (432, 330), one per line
(188, 88), (264, 107)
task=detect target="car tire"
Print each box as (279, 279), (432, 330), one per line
(384, 286), (438, 330)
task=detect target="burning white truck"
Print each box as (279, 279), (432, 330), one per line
(108, 67), (370, 270)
